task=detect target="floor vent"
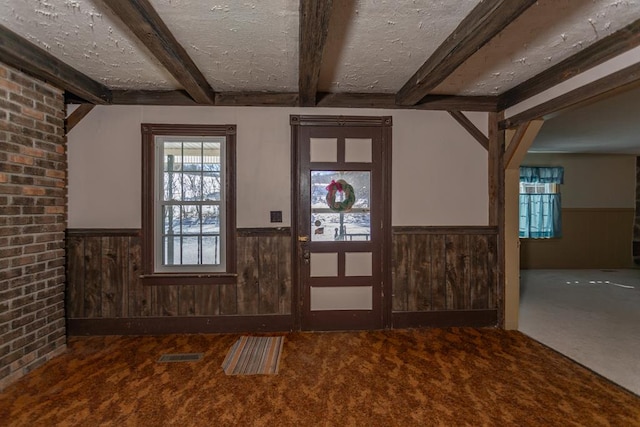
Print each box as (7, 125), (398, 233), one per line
(158, 353), (204, 363)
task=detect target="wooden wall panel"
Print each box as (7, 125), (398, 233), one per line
(127, 235), (150, 317)
(259, 237), (280, 314)
(66, 229), (294, 322)
(392, 227), (497, 313)
(237, 235), (259, 314)
(83, 237), (102, 318)
(430, 235), (447, 310)
(279, 237), (292, 314)
(66, 236), (84, 318)
(392, 234), (409, 311)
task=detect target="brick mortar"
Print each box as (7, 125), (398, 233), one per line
(0, 62), (67, 390)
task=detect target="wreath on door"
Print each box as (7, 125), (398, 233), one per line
(326, 179), (356, 212)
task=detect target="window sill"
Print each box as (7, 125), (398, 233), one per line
(141, 273), (237, 286)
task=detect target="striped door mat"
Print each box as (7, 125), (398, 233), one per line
(221, 336), (284, 375)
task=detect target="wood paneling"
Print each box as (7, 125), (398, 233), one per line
(66, 229), (293, 323)
(520, 208), (634, 269)
(68, 227), (499, 332)
(392, 228), (498, 313)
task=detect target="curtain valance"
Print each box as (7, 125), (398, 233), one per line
(520, 166), (564, 184)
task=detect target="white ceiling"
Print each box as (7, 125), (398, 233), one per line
(2, 0), (639, 95)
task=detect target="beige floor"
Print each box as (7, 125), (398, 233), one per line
(519, 269), (640, 396)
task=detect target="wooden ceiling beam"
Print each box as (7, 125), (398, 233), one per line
(298, 0), (334, 107)
(105, 0), (215, 104)
(101, 90), (499, 111)
(0, 25), (111, 104)
(396, 0), (537, 106)
(500, 61), (640, 130)
(317, 93), (499, 111)
(448, 111), (489, 150)
(499, 18), (640, 110)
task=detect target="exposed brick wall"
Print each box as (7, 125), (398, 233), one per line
(0, 63), (67, 390)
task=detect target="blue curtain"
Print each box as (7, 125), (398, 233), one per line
(519, 166), (564, 239)
(519, 166), (564, 184)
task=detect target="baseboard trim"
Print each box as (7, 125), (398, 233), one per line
(67, 315), (293, 336)
(392, 310), (498, 328)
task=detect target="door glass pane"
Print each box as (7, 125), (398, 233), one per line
(311, 171), (370, 241)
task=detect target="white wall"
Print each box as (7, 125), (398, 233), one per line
(522, 153), (636, 209)
(67, 106), (489, 228)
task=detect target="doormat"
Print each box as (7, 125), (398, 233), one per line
(221, 336), (284, 375)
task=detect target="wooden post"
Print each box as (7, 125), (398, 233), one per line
(488, 112), (505, 327)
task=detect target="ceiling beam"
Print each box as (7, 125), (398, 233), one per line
(0, 25), (111, 104)
(414, 95), (499, 112)
(65, 104), (95, 134)
(316, 93), (498, 111)
(105, 0), (215, 104)
(100, 90), (499, 111)
(216, 92), (299, 107)
(500, 61), (640, 130)
(396, 0), (537, 106)
(111, 90), (198, 105)
(499, 18), (640, 110)
(298, 0), (334, 107)
(448, 111), (489, 150)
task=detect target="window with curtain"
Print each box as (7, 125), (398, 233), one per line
(519, 166), (564, 238)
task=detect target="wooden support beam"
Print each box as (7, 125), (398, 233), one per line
(499, 18), (640, 109)
(215, 92), (299, 106)
(488, 111), (505, 328)
(0, 25), (111, 104)
(105, 0), (215, 104)
(503, 120), (544, 170)
(65, 104), (95, 133)
(316, 93), (498, 111)
(396, 0), (536, 106)
(99, 90), (499, 111)
(111, 90), (198, 105)
(500, 61), (640, 130)
(415, 95), (499, 112)
(299, 0), (333, 107)
(448, 110), (489, 150)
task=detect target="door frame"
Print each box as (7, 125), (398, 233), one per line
(290, 115), (393, 331)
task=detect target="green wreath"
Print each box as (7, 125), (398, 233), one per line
(325, 179), (356, 212)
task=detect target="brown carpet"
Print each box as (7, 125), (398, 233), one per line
(1, 328), (638, 426)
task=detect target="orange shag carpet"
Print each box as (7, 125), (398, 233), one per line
(1, 328), (639, 426)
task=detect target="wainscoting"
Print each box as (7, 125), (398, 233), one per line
(520, 208), (635, 269)
(66, 226), (500, 334)
(391, 226), (499, 328)
(66, 228), (292, 335)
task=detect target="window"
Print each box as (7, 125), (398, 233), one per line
(142, 124), (236, 282)
(519, 166), (563, 239)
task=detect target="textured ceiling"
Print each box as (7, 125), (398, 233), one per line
(434, 0), (640, 95)
(2, 0), (638, 96)
(0, 0), (178, 89)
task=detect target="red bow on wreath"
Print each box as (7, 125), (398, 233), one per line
(326, 180), (343, 192)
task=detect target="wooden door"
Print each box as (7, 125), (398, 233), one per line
(291, 115), (392, 331)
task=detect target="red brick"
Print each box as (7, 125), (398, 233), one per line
(7, 154), (34, 165)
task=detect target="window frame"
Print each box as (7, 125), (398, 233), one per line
(141, 124), (236, 285)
